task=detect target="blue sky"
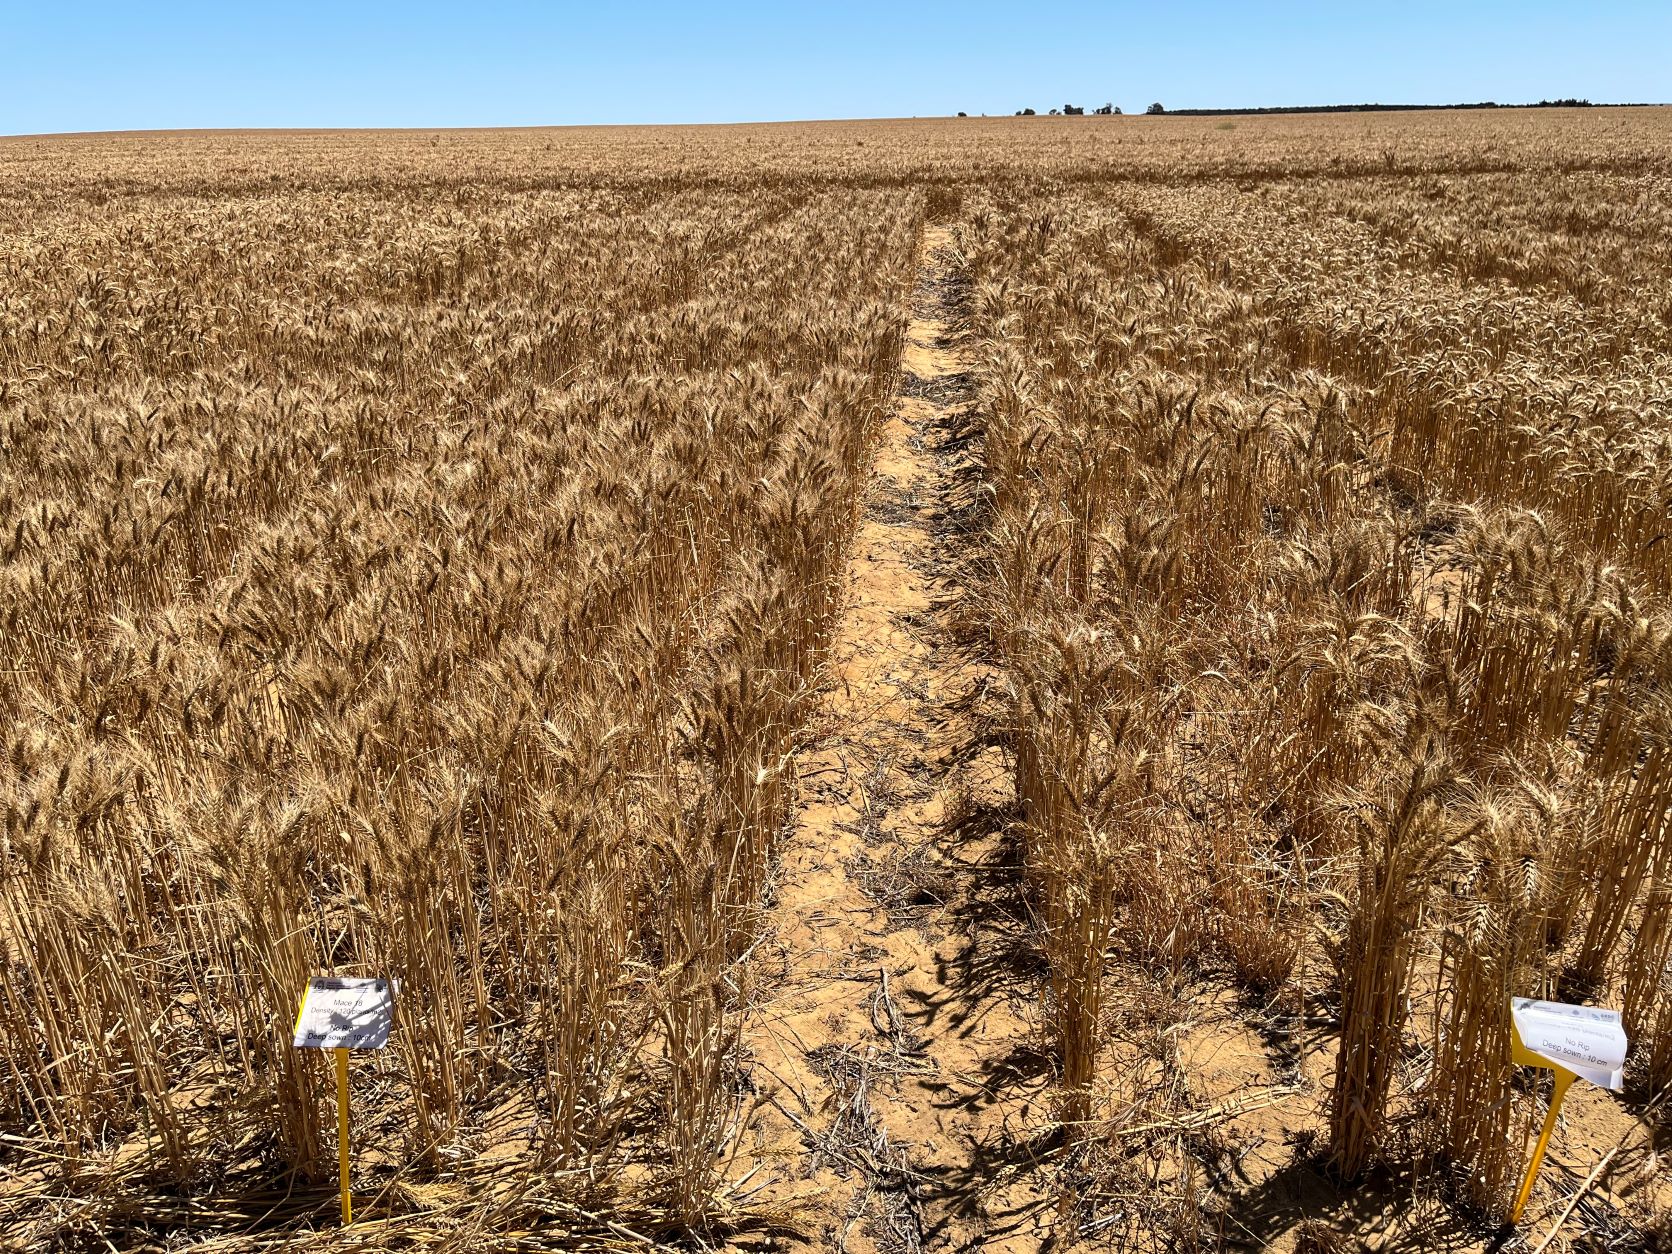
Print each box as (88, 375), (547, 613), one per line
(2, 2), (1667, 134)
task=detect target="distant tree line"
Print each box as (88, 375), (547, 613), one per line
(1008, 103), (1121, 117)
(1156, 98), (1637, 116)
(983, 98), (1650, 120)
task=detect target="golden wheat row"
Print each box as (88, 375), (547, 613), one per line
(0, 168), (919, 1247)
(960, 162), (1672, 1228)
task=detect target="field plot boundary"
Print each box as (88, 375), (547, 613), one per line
(734, 221), (1052, 1253)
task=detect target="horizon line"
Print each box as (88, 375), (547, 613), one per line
(4, 101), (1667, 142)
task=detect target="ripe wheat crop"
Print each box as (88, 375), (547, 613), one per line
(958, 113), (1672, 1233)
(0, 142), (916, 1246)
(3, 108), (1671, 1250)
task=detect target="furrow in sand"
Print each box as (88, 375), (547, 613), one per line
(737, 224), (1050, 1252)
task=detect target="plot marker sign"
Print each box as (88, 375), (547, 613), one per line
(1507, 998), (1628, 1224)
(294, 977), (395, 1050)
(294, 978), (396, 1225)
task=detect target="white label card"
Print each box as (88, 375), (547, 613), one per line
(293, 977), (396, 1050)
(1511, 998), (1627, 1091)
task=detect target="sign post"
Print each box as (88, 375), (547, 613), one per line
(335, 1047), (351, 1224)
(293, 977), (397, 1225)
(1507, 998), (1627, 1224)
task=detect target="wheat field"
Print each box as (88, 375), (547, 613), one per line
(3, 108), (1672, 1251)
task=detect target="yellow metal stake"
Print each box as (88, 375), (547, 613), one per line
(1511, 1067), (1574, 1223)
(1510, 1021), (1578, 1224)
(335, 1047), (352, 1225)
(296, 978), (393, 1226)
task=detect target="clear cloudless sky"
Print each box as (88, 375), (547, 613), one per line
(2, 1), (1668, 135)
